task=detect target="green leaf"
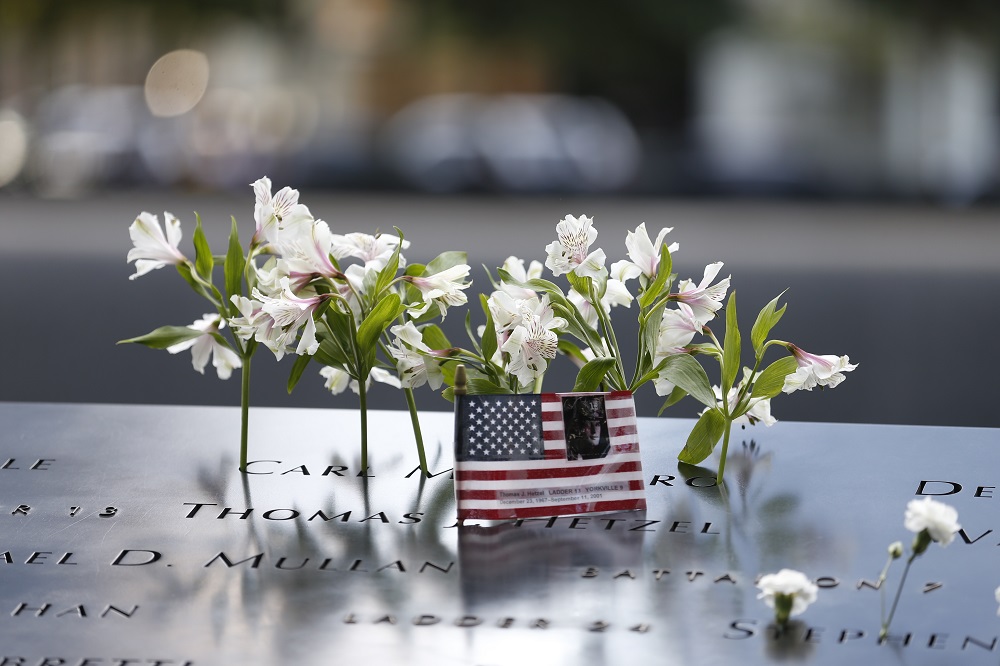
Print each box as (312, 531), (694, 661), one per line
(657, 386), (687, 415)
(640, 299), (666, 366)
(750, 291), (788, 355)
(677, 409), (726, 465)
(442, 386), (455, 403)
(464, 310), (482, 355)
(315, 340), (349, 369)
(193, 212), (214, 282)
(374, 229), (404, 298)
(465, 378), (513, 395)
(573, 357), (617, 392)
(176, 262), (212, 302)
(558, 340), (589, 366)
(321, 309), (358, 372)
(224, 216), (245, 308)
(660, 354), (717, 409)
(441, 360), (488, 387)
(751, 356), (798, 399)
(361, 265), (379, 301)
(425, 250), (467, 276)
(479, 294), (498, 363)
(630, 356), (670, 391)
(287, 354), (311, 394)
(565, 271), (591, 299)
(421, 324), (452, 351)
(638, 244), (673, 308)
(721, 292), (741, 396)
(118, 325), (202, 349)
(357, 293), (404, 370)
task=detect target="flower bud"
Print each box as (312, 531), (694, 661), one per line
(888, 541), (904, 559)
(912, 529), (932, 556)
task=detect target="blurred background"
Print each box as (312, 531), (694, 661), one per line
(1, 0), (999, 428)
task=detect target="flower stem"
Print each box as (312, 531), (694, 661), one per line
(881, 553), (917, 640)
(358, 379), (369, 475)
(404, 388), (427, 476)
(716, 416), (733, 482)
(590, 282), (627, 389)
(239, 353), (252, 472)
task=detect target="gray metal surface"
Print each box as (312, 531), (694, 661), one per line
(1, 402), (998, 665)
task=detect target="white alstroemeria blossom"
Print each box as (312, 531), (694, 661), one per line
(567, 278), (633, 328)
(488, 290), (523, 336)
(388, 322), (444, 390)
(406, 264), (471, 317)
(253, 279), (325, 358)
(498, 297), (567, 387)
(904, 497), (960, 547)
(500, 255), (544, 299)
(611, 222), (680, 283)
(704, 381), (777, 427)
(782, 346), (858, 393)
(756, 569), (818, 620)
(251, 177), (313, 247)
(320, 366), (402, 396)
(675, 262), (731, 324)
(490, 293), (566, 338)
(544, 214), (607, 280)
(274, 219), (343, 280)
(166, 314), (242, 380)
(652, 304), (702, 396)
(229, 295), (269, 341)
(330, 232), (409, 272)
(127, 211), (187, 280)
(319, 366), (351, 395)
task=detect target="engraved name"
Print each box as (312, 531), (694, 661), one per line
(725, 620), (998, 652)
(8, 603), (137, 619)
(0, 659), (191, 666)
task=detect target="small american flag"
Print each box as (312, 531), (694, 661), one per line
(454, 391), (646, 521)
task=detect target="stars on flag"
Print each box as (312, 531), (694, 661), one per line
(459, 395), (544, 461)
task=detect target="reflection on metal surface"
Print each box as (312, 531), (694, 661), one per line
(0, 403), (998, 664)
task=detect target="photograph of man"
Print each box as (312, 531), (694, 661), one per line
(563, 395), (611, 460)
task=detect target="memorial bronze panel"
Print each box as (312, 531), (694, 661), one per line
(1, 403), (997, 664)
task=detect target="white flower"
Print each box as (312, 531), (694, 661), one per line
(904, 497), (960, 547)
(675, 262), (731, 324)
(319, 366), (351, 395)
(756, 569), (818, 621)
(782, 345), (858, 393)
(568, 278), (633, 328)
(320, 366), (402, 395)
(499, 255), (544, 299)
(610, 222), (679, 283)
(652, 304), (702, 396)
(330, 232), (409, 272)
(166, 314), (242, 380)
(500, 298), (566, 388)
(387, 322), (444, 390)
(252, 279), (325, 358)
(487, 290), (523, 336)
(406, 264), (471, 317)
(274, 219), (343, 280)
(251, 177), (313, 247)
(229, 295), (268, 340)
(127, 211), (187, 280)
(544, 214), (607, 280)
(704, 382), (777, 427)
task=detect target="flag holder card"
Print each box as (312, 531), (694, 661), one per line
(452, 372), (647, 521)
